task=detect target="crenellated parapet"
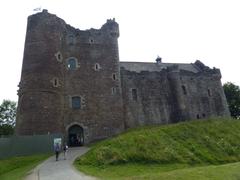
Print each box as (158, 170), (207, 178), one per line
(101, 18), (119, 38)
(193, 60), (221, 78)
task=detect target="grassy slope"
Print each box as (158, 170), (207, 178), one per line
(0, 154), (50, 180)
(148, 162), (240, 180)
(78, 162), (240, 180)
(74, 118), (240, 179)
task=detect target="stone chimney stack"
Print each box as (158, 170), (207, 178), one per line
(156, 56), (162, 64)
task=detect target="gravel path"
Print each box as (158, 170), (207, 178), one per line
(25, 147), (96, 180)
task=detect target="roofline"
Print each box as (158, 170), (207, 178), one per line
(119, 61), (193, 65)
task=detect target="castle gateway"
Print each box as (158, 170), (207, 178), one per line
(15, 10), (230, 145)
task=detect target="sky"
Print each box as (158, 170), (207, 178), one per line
(0, 0), (240, 103)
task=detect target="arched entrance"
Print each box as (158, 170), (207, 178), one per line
(68, 125), (84, 146)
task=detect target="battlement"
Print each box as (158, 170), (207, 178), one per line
(28, 9), (119, 42)
(101, 18), (119, 37)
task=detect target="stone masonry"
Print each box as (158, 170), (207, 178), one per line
(15, 10), (230, 145)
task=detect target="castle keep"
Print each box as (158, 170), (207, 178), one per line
(16, 10), (230, 145)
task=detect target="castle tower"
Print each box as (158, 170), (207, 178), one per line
(16, 10), (125, 144)
(167, 65), (189, 122)
(15, 10), (65, 135)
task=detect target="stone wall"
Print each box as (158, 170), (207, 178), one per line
(16, 10), (65, 135)
(120, 62), (230, 128)
(16, 10), (124, 143)
(61, 18), (124, 142)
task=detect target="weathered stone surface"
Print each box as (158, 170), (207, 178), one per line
(15, 10), (230, 144)
(120, 61), (230, 128)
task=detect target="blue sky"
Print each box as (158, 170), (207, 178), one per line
(0, 0), (240, 102)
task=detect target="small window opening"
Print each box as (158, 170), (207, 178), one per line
(196, 114), (200, 119)
(132, 89), (138, 101)
(112, 74), (116, 80)
(68, 58), (77, 70)
(182, 85), (187, 95)
(94, 63), (100, 71)
(72, 96), (81, 109)
(112, 87), (117, 95)
(52, 78), (59, 87)
(207, 89), (211, 97)
(54, 79), (58, 86)
(90, 39), (94, 43)
(55, 52), (63, 62)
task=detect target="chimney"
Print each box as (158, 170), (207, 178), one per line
(156, 56), (162, 64)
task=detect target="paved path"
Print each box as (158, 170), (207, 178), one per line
(25, 147), (96, 180)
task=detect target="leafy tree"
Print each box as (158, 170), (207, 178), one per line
(0, 124), (14, 136)
(223, 82), (240, 119)
(0, 100), (17, 136)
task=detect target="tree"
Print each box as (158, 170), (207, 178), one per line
(0, 100), (17, 136)
(0, 124), (14, 136)
(223, 82), (240, 119)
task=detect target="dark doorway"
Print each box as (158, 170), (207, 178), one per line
(68, 125), (84, 147)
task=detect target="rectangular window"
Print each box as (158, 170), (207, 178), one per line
(72, 96), (81, 109)
(132, 89), (138, 101)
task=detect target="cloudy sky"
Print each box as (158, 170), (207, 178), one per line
(0, 0), (239, 102)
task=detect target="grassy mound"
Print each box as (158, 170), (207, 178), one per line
(76, 118), (240, 166)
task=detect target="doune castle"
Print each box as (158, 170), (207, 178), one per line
(16, 10), (230, 146)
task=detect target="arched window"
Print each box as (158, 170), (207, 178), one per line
(67, 58), (77, 70)
(72, 96), (81, 109)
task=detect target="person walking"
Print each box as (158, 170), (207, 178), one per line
(54, 143), (61, 161)
(63, 143), (68, 160)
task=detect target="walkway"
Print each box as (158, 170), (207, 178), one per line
(25, 147), (96, 180)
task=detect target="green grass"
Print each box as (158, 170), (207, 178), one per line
(151, 162), (240, 180)
(0, 154), (51, 180)
(78, 163), (190, 179)
(74, 118), (240, 179)
(78, 162), (240, 180)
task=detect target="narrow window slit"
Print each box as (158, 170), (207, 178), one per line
(132, 89), (138, 101)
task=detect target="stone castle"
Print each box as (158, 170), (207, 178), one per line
(16, 10), (230, 146)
